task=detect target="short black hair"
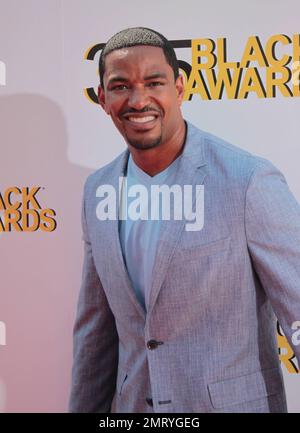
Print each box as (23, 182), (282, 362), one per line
(99, 27), (179, 88)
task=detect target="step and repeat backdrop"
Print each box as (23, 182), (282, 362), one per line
(0, 0), (300, 412)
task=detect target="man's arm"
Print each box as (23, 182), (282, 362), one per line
(245, 159), (300, 364)
(69, 182), (119, 413)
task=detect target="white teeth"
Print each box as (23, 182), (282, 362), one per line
(128, 116), (155, 123)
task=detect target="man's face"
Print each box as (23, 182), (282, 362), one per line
(98, 45), (184, 150)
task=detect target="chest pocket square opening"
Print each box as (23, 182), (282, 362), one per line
(172, 236), (231, 264)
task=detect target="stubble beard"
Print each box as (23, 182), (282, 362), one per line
(127, 134), (162, 150)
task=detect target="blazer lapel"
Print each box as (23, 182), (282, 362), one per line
(148, 122), (207, 314)
(106, 149), (147, 319)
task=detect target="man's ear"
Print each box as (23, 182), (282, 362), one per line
(175, 74), (185, 106)
(98, 85), (110, 114)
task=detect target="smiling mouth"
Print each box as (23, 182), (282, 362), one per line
(123, 110), (160, 127)
(127, 115), (156, 124)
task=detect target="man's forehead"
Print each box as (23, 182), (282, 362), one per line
(104, 45), (168, 69)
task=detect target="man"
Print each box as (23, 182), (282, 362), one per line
(69, 27), (300, 413)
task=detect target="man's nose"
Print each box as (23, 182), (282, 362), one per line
(127, 88), (150, 110)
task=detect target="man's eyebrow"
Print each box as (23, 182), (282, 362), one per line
(107, 76), (128, 85)
(144, 72), (167, 80)
(107, 72), (167, 86)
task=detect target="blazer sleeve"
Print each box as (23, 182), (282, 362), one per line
(245, 159), (300, 366)
(68, 180), (119, 413)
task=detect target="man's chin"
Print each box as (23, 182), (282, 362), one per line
(126, 135), (162, 150)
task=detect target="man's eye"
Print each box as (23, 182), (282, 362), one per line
(111, 85), (128, 91)
(148, 82), (163, 87)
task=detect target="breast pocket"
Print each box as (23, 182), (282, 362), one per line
(171, 236), (231, 264)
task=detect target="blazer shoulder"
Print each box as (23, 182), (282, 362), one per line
(204, 130), (256, 162)
(200, 128), (277, 181)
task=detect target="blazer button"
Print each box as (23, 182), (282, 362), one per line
(147, 339), (164, 350)
(146, 397), (153, 407)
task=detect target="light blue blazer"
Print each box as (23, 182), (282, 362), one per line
(69, 121), (300, 413)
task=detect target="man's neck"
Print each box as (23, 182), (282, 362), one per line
(128, 120), (187, 177)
